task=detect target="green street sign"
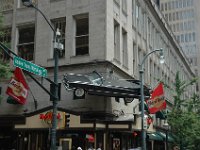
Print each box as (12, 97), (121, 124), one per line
(13, 56), (47, 77)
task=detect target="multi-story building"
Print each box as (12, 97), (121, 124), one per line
(0, 0), (195, 149)
(159, 0), (200, 91)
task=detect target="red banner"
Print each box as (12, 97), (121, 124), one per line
(146, 83), (166, 114)
(6, 67), (29, 104)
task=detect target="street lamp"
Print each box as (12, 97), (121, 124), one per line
(139, 48), (164, 150)
(21, 0), (63, 149)
(163, 121), (169, 150)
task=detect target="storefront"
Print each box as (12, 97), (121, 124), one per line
(2, 107), (143, 150)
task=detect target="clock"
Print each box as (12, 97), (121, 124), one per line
(74, 88), (85, 98)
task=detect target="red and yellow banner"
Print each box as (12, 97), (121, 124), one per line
(6, 67), (29, 104)
(146, 83), (166, 114)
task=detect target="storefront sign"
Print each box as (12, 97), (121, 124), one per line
(39, 111), (61, 124)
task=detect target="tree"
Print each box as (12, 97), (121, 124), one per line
(167, 72), (200, 150)
(0, 11), (11, 80)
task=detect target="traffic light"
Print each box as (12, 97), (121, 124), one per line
(65, 114), (70, 128)
(50, 83), (61, 101)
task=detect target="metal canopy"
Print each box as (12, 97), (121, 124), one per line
(147, 132), (163, 141)
(63, 71), (150, 99)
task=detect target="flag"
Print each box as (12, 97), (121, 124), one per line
(6, 67), (29, 104)
(146, 82), (166, 114)
(86, 134), (94, 142)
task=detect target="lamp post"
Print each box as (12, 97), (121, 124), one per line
(163, 121), (169, 150)
(139, 48), (164, 150)
(21, 1), (63, 149)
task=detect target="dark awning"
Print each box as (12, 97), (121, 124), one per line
(157, 131), (174, 142)
(147, 132), (163, 141)
(63, 71), (150, 99)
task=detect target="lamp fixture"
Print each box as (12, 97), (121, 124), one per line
(22, 0), (33, 7)
(159, 48), (165, 64)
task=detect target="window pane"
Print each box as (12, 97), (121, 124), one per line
(18, 44), (34, 61)
(75, 16), (89, 56)
(76, 18), (89, 36)
(18, 27), (35, 61)
(76, 36), (89, 55)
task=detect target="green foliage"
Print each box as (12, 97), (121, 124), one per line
(0, 60), (12, 80)
(0, 11), (3, 33)
(0, 11), (11, 80)
(167, 72), (200, 150)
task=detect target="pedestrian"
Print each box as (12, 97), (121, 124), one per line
(77, 147), (82, 150)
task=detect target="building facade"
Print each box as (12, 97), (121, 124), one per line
(159, 0), (200, 91)
(0, 0), (195, 149)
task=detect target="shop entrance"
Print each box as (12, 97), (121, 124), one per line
(59, 138), (72, 150)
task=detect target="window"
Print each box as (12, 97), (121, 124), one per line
(185, 33), (188, 42)
(176, 23), (179, 31)
(122, 29), (128, 67)
(18, 26), (35, 61)
(136, 3), (142, 34)
(176, 35), (180, 42)
(179, 0), (182, 8)
(160, 3), (164, 11)
(132, 0), (136, 27)
(114, 20), (120, 61)
(165, 3), (167, 11)
(180, 22), (183, 31)
(168, 2), (171, 10)
(122, 0), (127, 14)
(136, 3), (139, 19)
(147, 18), (151, 45)
(133, 43), (137, 73)
(173, 13), (175, 21)
(150, 59), (153, 84)
(188, 33), (192, 42)
(172, 1), (175, 9)
(184, 22), (187, 30)
(169, 13), (172, 21)
(75, 15), (89, 56)
(165, 14), (168, 21)
(183, 0), (186, 7)
(192, 32), (195, 41)
(181, 34), (184, 42)
(52, 18), (66, 58)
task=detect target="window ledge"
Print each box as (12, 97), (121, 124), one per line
(70, 54), (90, 58)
